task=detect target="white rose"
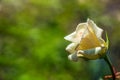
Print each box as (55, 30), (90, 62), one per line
(64, 19), (108, 61)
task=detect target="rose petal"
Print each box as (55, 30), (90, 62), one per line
(68, 53), (78, 61)
(64, 23), (87, 43)
(75, 23), (88, 43)
(87, 18), (103, 38)
(76, 47), (103, 60)
(66, 43), (78, 54)
(76, 26), (101, 50)
(64, 32), (76, 42)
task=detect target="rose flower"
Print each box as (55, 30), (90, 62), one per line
(64, 19), (108, 61)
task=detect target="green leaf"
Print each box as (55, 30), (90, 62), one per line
(105, 32), (109, 49)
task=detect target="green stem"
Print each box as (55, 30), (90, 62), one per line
(104, 54), (115, 80)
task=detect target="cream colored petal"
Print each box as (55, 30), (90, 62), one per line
(99, 38), (106, 47)
(66, 43), (78, 54)
(77, 53), (100, 60)
(64, 32), (76, 42)
(75, 23), (88, 43)
(64, 23), (87, 43)
(64, 19), (103, 44)
(76, 26), (101, 50)
(68, 53), (78, 61)
(87, 19), (103, 38)
(77, 47), (103, 60)
(69, 23), (87, 43)
(78, 47), (102, 55)
(76, 23), (87, 32)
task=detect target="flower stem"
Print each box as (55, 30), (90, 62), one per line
(104, 53), (115, 80)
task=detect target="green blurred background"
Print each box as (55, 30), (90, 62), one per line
(0, 0), (120, 80)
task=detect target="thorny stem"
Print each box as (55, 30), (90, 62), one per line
(104, 52), (116, 80)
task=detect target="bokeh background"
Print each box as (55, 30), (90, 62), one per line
(0, 0), (120, 80)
